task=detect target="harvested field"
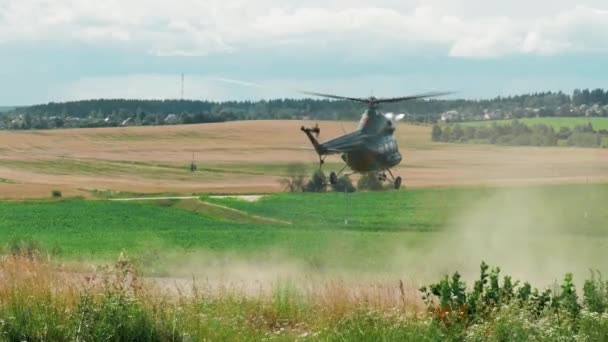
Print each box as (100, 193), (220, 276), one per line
(1, 120), (607, 198)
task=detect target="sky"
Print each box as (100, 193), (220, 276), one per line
(1, 0), (607, 105)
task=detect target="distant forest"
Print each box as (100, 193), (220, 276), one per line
(432, 121), (608, 148)
(1, 88), (608, 130)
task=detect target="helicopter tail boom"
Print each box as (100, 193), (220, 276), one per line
(301, 125), (326, 156)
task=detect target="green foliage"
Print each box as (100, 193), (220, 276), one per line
(437, 119), (608, 148)
(319, 310), (444, 341)
(51, 190), (62, 198)
(556, 273), (581, 319)
(421, 262), (608, 340)
(583, 271), (608, 314)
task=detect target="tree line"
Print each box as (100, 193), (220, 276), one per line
(1, 88), (608, 130)
(432, 121), (608, 148)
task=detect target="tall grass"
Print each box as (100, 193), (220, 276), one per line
(2, 252), (608, 341)
(0, 252), (425, 341)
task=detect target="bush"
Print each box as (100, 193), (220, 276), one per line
(304, 170), (327, 192)
(420, 262), (608, 340)
(51, 190), (62, 198)
(332, 176), (356, 193)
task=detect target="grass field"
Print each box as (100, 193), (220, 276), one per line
(461, 117), (608, 130)
(1, 120), (608, 199)
(2, 183), (607, 283)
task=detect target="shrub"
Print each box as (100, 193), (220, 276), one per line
(304, 170), (327, 192)
(583, 271), (608, 314)
(52, 190), (62, 198)
(332, 176), (356, 193)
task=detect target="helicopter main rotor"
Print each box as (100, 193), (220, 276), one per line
(206, 77), (452, 109)
(297, 90), (453, 109)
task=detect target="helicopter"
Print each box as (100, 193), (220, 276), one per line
(300, 91), (451, 189)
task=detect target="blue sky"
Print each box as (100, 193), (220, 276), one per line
(1, 0), (607, 105)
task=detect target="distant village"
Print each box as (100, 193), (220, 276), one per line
(1, 112), (186, 130)
(439, 103), (608, 123)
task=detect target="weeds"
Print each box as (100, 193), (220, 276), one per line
(421, 262), (608, 341)
(1, 254), (608, 341)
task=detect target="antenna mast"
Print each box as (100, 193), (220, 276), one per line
(181, 73), (184, 100)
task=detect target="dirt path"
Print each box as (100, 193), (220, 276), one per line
(110, 196), (199, 201)
(109, 196), (290, 225)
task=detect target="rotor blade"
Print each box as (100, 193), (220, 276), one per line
(205, 77), (269, 89)
(376, 91), (454, 104)
(296, 90), (369, 103)
(206, 77), (369, 103)
(395, 114), (405, 121)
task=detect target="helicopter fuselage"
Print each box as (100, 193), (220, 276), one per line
(341, 134), (401, 172)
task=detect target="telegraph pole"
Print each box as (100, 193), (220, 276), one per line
(181, 73), (184, 100)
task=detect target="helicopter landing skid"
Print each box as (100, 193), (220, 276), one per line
(378, 169), (403, 190)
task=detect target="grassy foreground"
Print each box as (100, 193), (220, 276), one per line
(1, 184), (608, 340)
(1, 253), (608, 341)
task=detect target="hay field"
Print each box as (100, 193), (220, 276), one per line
(1, 120), (607, 198)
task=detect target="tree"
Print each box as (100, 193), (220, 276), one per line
(431, 125), (443, 141)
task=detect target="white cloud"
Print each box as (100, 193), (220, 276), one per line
(0, 1), (607, 58)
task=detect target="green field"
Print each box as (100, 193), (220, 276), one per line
(461, 117), (608, 130)
(2, 184), (607, 280)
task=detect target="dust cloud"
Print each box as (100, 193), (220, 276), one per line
(390, 185), (608, 288)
